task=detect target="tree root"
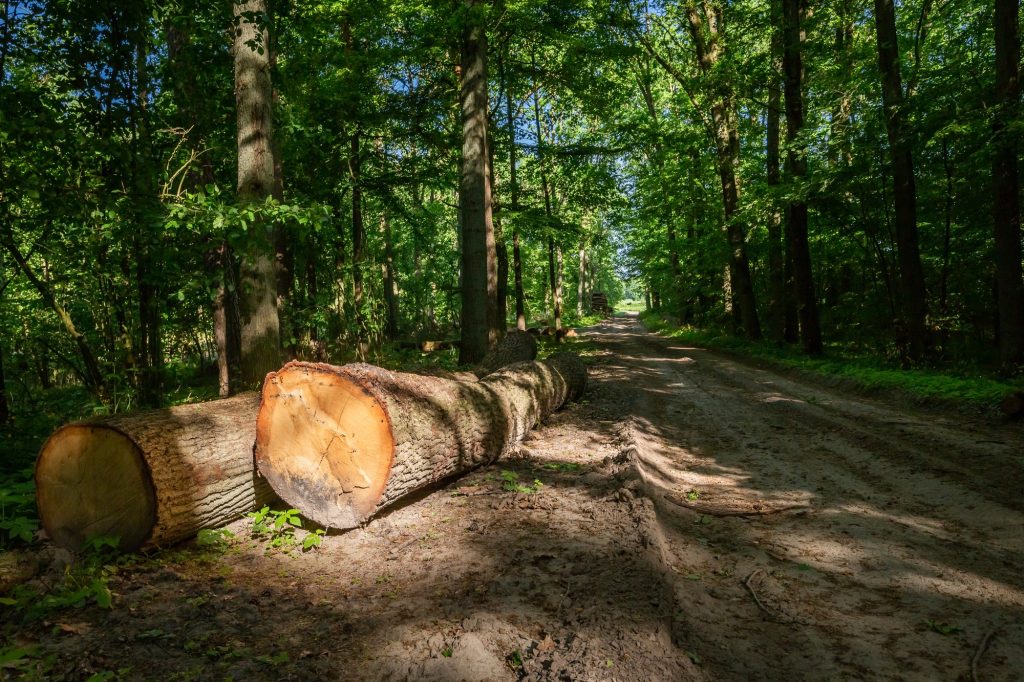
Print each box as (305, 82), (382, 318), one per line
(743, 569), (796, 624)
(971, 625), (999, 682)
(664, 494), (810, 517)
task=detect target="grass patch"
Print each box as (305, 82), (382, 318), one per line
(617, 299), (646, 313)
(640, 311), (1024, 409)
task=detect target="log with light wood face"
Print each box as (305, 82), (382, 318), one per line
(254, 352), (587, 529)
(35, 393), (274, 551)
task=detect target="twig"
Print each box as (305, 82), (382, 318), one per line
(743, 570), (796, 624)
(744, 570), (772, 617)
(451, 489), (504, 497)
(665, 494), (810, 517)
(971, 626), (999, 682)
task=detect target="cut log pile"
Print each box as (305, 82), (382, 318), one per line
(35, 347), (587, 550)
(590, 291), (613, 315)
(254, 352), (587, 528)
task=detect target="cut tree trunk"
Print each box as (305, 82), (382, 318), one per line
(474, 329), (538, 377)
(35, 393), (273, 551)
(255, 352), (587, 529)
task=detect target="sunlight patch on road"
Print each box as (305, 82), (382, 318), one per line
(757, 391), (802, 401)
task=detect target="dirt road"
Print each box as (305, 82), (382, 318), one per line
(20, 314), (1024, 681)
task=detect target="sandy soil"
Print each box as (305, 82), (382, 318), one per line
(7, 313), (1024, 681)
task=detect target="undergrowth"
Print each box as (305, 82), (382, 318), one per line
(640, 311), (1024, 409)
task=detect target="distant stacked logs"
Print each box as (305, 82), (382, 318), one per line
(590, 292), (613, 315)
(35, 394), (274, 551)
(255, 352), (587, 529)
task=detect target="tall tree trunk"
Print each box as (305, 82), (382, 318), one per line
(993, 0), (1024, 365)
(531, 60), (562, 334)
(684, 4), (761, 339)
(350, 129), (366, 338)
(381, 214), (399, 339)
(874, 0), (929, 360)
(940, 137), (954, 314)
(233, 0), (281, 386)
(783, 0), (823, 355)
(0, 341), (8, 424)
(134, 31), (163, 406)
(496, 240), (509, 330)
(458, 0), (498, 364)
(553, 239), (564, 333)
(498, 49), (527, 331)
(766, 0), (786, 342)
(577, 238), (586, 317)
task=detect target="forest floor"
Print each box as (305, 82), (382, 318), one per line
(6, 313), (1024, 681)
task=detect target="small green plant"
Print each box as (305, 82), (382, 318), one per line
(507, 650), (524, 670)
(924, 620), (962, 635)
(254, 651), (290, 666)
(0, 644), (53, 678)
(500, 470), (544, 494)
(685, 489), (700, 501)
(0, 471), (40, 548)
(0, 535), (121, 621)
(541, 462), (582, 472)
(246, 506), (322, 552)
(196, 528), (235, 552)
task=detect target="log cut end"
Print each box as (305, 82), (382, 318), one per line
(255, 362), (395, 529)
(35, 425), (157, 551)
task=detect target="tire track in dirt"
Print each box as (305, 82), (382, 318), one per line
(591, 314), (1024, 681)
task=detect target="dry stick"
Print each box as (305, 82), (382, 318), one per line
(743, 569), (795, 624)
(971, 626), (999, 682)
(665, 494), (810, 517)
(744, 569), (773, 617)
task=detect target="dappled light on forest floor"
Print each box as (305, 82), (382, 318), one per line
(6, 315), (1023, 680)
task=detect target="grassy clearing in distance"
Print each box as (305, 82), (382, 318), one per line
(639, 311), (1024, 410)
(617, 299), (646, 313)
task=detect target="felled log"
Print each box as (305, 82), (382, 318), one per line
(255, 352), (587, 528)
(473, 329), (538, 377)
(1000, 391), (1024, 418)
(35, 393), (274, 551)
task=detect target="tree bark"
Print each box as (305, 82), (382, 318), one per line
(381, 214), (399, 339)
(133, 32), (164, 407)
(458, 0), (498, 364)
(0, 341), (8, 424)
(474, 329), (538, 377)
(577, 238), (587, 317)
(874, 0), (929, 360)
(993, 0), (1024, 365)
(531, 64), (562, 335)
(255, 352), (587, 528)
(498, 49), (527, 331)
(783, 0), (823, 355)
(513, 230), (526, 330)
(681, 3), (761, 339)
(350, 128), (366, 339)
(766, 0), (786, 342)
(35, 393), (274, 551)
(233, 0), (281, 386)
